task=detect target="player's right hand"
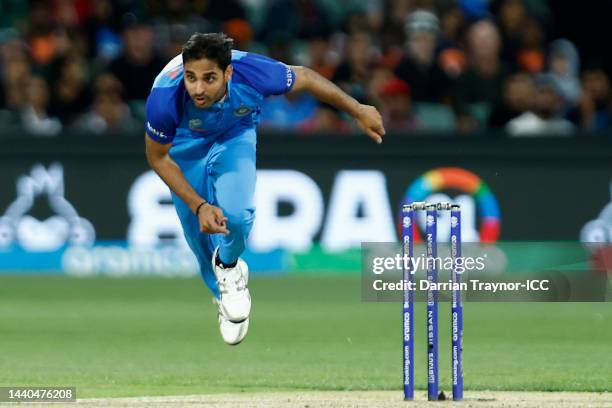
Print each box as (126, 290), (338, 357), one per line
(354, 104), (385, 144)
(198, 203), (229, 234)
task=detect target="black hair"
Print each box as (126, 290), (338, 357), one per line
(182, 32), (234, 70)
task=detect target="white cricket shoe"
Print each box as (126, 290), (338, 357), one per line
(212, 248), (251, 322)
(218, 313), (249, 345)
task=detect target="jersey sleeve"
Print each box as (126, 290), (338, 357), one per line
(145, 87), (180, 144)
(232, 52), (296, 97)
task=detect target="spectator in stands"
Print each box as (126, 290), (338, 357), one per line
(506, 73), (575, 136)
(568, 67), (612, 130)
(395, 10), (451, 103)
(0, 38), (31, 111)
(82, 0), (121, 63)
(222, 18), (254, 51)
(495, 0), (528, 68)
(259, 91), (319, 131)
(375, 0), (406, 70)
(261, 0), (330, 43)
(516, 16), (545, 73)
(30, 24), (67, 67)
(162, 25), (192, 62)
(88, 92), (140, 134)
(366, 65), (394, 108)
(547, 39), (581, 108)
(388, 0), (417, 27)
(304, 31), (338, 80)
(489, 73), (535, 128)
(49, 55), (92, 125)
(52, 0), (84, 29)
(459, 0), (489, 20)
(439, 4), (465, 47)
(379, 77), (419, 133)
(150, 0), (210, 60)
(27, 1), (58, 66)
(342, 12), (372, 36)
(437, 5), (468, 79)
(453, 20), (509, 132)
(377, 24), (404, 71)
(21, 75), (62, 137)
(299, 105), (351, 133)
(74, 73), (139, 134)
(261, 33), (348, 134)
(93, 73), (123, 101)
(266, 33), (293, 66)
(365, 0), (386, 33)
(0, 0), (606, 135)
(106, 13), (165, 102)
(332, 31), (376, 104)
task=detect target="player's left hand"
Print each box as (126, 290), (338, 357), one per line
(354, 104), (385, 144)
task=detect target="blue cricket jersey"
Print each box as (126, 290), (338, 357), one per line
(145, 50), (296, 144)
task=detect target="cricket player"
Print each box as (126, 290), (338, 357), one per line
(145, 32), (385, 345)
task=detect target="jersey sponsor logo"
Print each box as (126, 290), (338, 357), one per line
(285, 66), (293, 88)
(147, 121), (167, 138)
(234, 106), (252, 117)
(189, 119), (202, 128)
(188, 118), (208, 133)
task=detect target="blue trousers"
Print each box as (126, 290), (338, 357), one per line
(169, 128), (256, 298)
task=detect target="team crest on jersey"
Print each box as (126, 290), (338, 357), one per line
(234, 106), (252, 116)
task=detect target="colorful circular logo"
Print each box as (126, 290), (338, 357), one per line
(401, 167), (500, 242)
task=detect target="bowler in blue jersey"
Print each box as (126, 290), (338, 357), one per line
(145, 33), (385, 345)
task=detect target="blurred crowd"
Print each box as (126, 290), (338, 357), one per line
(1, 0), (611, 137)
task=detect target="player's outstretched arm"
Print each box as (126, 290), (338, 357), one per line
(145, 135), (229, 235)
(288, 66), (385, 143)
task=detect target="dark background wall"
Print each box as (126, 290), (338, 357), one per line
(3, 132), (611, 243)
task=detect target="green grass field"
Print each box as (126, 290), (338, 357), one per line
(0, 275), (610, 398)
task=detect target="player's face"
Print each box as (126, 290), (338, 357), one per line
(183, 58), (233, 109)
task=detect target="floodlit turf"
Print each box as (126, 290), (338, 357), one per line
(0, 276), (610, 398)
